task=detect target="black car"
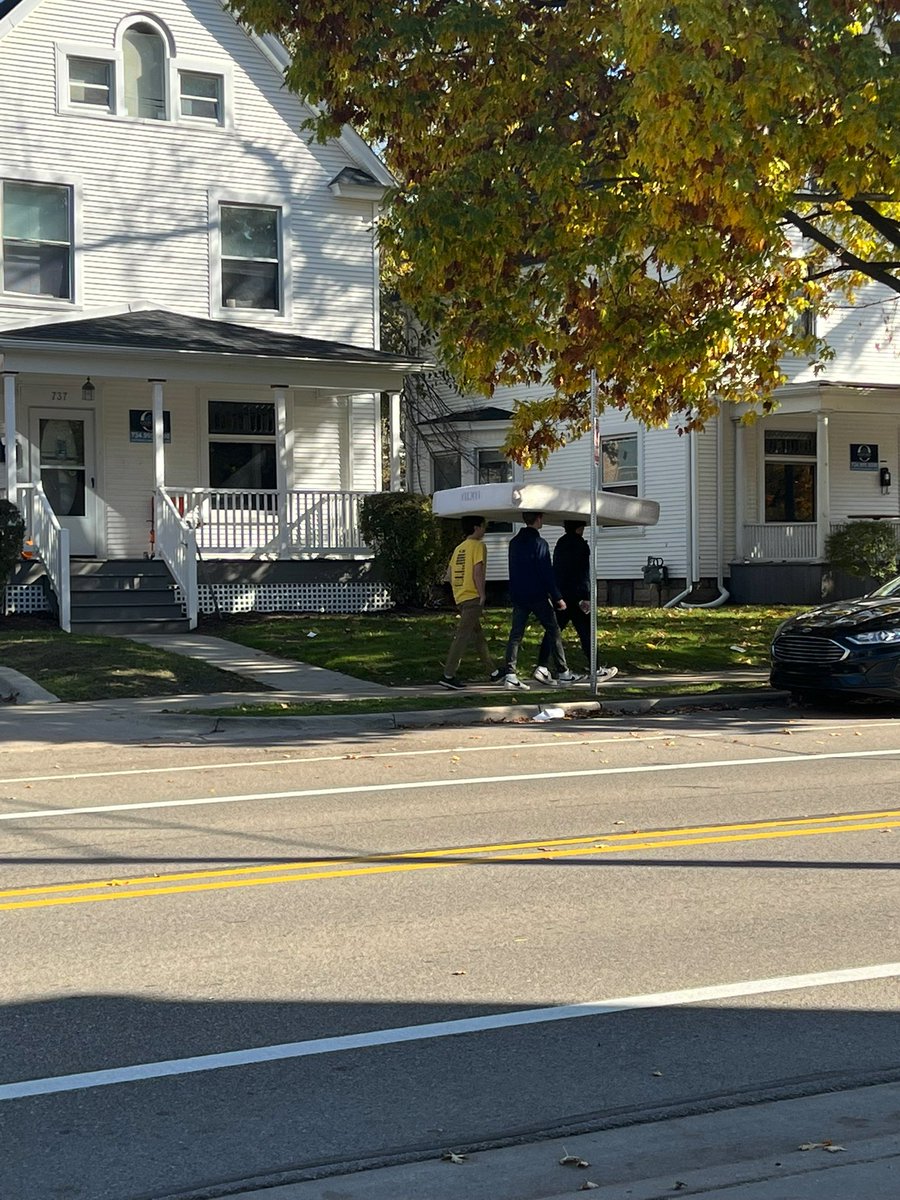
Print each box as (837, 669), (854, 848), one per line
(771, 576), (900, 702)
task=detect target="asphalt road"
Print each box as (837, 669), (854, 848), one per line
(1, 703), (898, 1200)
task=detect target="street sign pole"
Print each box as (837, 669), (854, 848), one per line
(589, 370), (599, 695)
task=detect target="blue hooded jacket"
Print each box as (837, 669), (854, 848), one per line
(508, 525), (561, 607)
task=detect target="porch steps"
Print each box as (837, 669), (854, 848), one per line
(69, 560), (191, 634)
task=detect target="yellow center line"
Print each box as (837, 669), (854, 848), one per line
(3, 816), (898, 911)
(2, 807), (899, 899)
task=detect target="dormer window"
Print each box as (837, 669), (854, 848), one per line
(123, 23), (167, 120)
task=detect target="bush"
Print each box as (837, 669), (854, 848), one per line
(825, 521), (898, 585)
(0, 499), (26, 609)
(359, 492), (459, 608)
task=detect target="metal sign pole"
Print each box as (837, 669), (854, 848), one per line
(589, 370), (599, 695)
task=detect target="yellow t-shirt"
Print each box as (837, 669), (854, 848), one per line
(449, 537), (486, 604)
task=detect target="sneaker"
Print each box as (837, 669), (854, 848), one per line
(597, 666), (619, 683)
(504, 673), (531, 690)
(439, 675), (465, 691)
(532, 665), (554, 685)
(556, 670), (586, 685)
(489, 667), (504, 683)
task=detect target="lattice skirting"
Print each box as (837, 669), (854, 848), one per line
(186, 581), (393, 614)
(4, 584), (50, 614)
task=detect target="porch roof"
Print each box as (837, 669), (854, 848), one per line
(0, 309), (429, 389)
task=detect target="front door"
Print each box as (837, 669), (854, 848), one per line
(29, 409), (97, 556)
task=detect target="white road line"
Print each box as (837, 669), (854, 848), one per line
(1, 719), (895, 787)
(3, 962), (899, 1102)
(2, 746), (900, 822)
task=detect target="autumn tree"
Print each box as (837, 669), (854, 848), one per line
(229, 0), (899, 463)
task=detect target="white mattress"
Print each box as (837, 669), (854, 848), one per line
(431, 482), (659, 527)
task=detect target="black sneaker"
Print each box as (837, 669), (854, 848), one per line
(439, 675), (465, 690)
(489, 668), (504, 682)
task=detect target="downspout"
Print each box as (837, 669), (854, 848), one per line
(682, 414), (730, 608)
(663, 427), (696, 607)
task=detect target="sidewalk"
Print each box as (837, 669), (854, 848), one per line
(224, 1081), (900, 1200)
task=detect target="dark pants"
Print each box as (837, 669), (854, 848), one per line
(540, 595), (591, 665)
(505, 599), (567, 676)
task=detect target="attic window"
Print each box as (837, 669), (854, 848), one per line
(180, 71), (222, 121)
(68, 57), (113, 109)
(123, 23), (167, 120)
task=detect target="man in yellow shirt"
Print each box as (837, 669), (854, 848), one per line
(440, 515), (502, 690)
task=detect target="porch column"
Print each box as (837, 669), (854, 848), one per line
(2, 371), (17, 503)
(271, 385), (290, 556)
(733, 417), (746, 560)
(816, 411), (830, 561)
(149, 379), (166, 491)
(388, 390), (402, 491)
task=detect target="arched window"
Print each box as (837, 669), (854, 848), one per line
(123, 23), (166, 120)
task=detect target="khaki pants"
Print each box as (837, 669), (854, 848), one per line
(444, 599), (494, 677)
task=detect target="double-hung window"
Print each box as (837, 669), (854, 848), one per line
(764, 430), (816, 523)
(478, 448), (513, 531)
(179, 71), (223, 121)
(220, 204), (281, 310)
(68, 56), (113, 109)
(600, 434), (639, 496)
(1, 180), (72, 299)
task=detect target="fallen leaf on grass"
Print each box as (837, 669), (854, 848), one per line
(441, 1151), (467, 1164)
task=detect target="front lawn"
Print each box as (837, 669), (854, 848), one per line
(0, 617), (263, 702)
(208, 605), (797, 687)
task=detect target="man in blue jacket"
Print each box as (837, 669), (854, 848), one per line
(503, 512), (584, 689)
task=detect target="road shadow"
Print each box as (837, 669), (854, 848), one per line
(1, 991), (899, 1200)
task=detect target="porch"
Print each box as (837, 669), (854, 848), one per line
(740, 519), (900, 564)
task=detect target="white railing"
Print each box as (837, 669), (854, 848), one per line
(164, 488), (366, 556)
(743, 522), (818, 561)
(155, 489), (198, 629)
(17, 482), (71, 631)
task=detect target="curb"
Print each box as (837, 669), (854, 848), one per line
(178, 689), (787, 737)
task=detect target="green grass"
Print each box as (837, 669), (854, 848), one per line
(206, 605), (797, 687)
(0, 616), (263, 702)
(187, 681), (773, 719)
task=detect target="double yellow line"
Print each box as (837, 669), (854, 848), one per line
(4, 808), (899, 911)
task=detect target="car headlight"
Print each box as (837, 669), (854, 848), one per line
(847, 629), (900, 644)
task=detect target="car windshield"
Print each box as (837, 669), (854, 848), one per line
(867, 575), (900, 598)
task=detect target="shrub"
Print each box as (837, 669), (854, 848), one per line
(359, 492), (459, 608)
(825, 521), (898, 585)
(0, 499), (26, 609)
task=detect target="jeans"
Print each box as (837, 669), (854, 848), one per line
(540, 594), (591, 665)
(505, 599), (567, 676)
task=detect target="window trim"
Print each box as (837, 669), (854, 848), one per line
(0, 174), (81, 307)
(760, 425), (817, 524)
(208, 188), (293, 322)
(175, 60), (232, 128)
(55, 43), (117, 119)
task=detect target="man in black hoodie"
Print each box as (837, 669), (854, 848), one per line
(535, 520), (618, 684)
(503, 512), (584, 689)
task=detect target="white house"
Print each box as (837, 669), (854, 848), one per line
(412, 279), (900, 606)
(0, 0), (422, 631)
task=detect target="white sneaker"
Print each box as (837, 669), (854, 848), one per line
(532, 665), (553, 684)
(556, 670), (586, 685)
(597, 666), (619, 683)
(504, 673), (531, 690)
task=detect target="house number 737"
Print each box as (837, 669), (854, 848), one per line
(51, 391), (68, 402)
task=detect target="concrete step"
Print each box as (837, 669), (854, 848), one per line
(69, 559), (172, 578)
(70, 602), (185, 622)
(70, 617), (192, 634)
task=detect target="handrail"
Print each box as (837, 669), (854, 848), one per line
(155, 488), (198, 628)
(17, 482), (71, 632)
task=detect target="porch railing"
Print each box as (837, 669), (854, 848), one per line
(155, 489), (198, 629)
(742, 522), (817, 562)
(164, 488), (367, 556)
(17, 482), (71, 631)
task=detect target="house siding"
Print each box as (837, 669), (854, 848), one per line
(0, 0), (379, 347)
